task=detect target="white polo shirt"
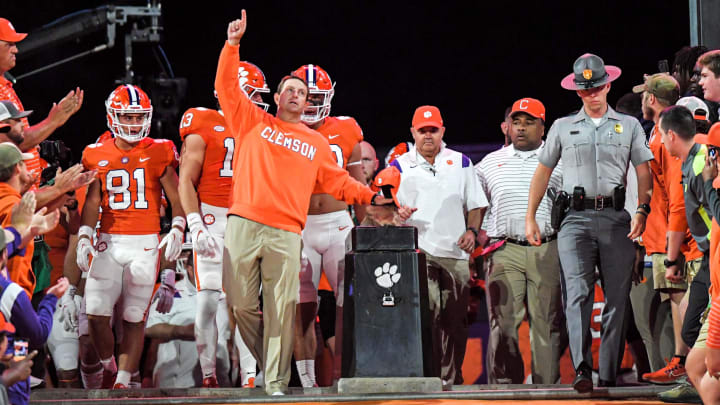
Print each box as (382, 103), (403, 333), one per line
(476, 143), (563, 239)
(392, 146), (488, 260)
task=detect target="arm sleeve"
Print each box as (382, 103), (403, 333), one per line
(538, 122), (561, 168)
(464, 164), (488, 211)
(630, 120), (654, 166)
(315, 146), (375, 205)
(11, 291), (56, 347)
(666, 156), (690, 232)
(214, 41), (264, 141)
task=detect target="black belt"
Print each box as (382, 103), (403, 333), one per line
(576, 196), (613, 211)
(505, 234), (558, 246)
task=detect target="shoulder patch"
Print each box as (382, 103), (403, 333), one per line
(461, 154), (472, 168)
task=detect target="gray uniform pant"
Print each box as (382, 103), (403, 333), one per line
(558, 209), (634, 382)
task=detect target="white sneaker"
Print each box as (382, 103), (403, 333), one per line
(271, 391), (285, 396)
(254, 371), (264, 387)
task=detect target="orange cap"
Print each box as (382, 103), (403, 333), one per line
(510, 98), (546, 121)
(695, 122), (720, 147)
(0, 19), (26, 43)
(412, 105), (443, 129)
(371, 166), (401, 207)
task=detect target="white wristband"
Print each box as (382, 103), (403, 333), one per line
(78, 225), (94, 239)
(171, 216), (187, 231)
(186, 212), (202, 229)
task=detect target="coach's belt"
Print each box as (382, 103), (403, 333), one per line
(505, 234), (558, 246)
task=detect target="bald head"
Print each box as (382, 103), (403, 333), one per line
(359, 141), (378, 184)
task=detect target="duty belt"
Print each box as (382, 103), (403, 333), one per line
(579, 196), (613, 211)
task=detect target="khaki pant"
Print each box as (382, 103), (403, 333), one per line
(424, 252), (470, 385)
(223, 215), (301, 394)
(485, 239), (564, 384)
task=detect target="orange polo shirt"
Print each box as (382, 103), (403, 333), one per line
(215, 41), (374, 234)
(0, 183), (35, 297)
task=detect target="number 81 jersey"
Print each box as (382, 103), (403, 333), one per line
(82, 137), (179, 234)
(179, 107), (233, 208)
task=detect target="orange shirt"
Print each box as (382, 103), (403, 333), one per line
(315, 116), (363, 170)
(215, 41), (375, 234)
(643, 126), (668, 255)
(0, 183), (35, 297)
(81, 138), (178, 234)
(179, 108), (233, 208)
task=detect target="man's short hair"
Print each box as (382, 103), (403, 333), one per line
(659, 105), (696, 141)
(698, 50), (720, 78)
(0, 164), (15, 182)
(276, 75), (309, 97)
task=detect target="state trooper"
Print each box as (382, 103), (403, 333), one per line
(525, 53), (653, 392)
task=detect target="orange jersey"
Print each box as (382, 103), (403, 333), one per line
(179, 108), (233, 208)
(82, 138), (178, 235)
(215, 41), (375, 234)
(315, 116), (363, 169)
(643, 127), (669, 255)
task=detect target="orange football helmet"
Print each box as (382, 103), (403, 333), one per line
(384, 141), (414, 166)
(291, 64), (335, 124)
(238, 61), (270, 111)
(105, 84), (153, 143)
(371, 166), (401, 207)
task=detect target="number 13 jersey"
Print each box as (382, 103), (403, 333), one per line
(82, 137), (179, 234)
(179, 107), (233, 208)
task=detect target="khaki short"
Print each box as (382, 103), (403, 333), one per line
(652, 253), (702, 292)
(693, 298), (712, 349)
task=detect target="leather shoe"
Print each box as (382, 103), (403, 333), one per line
(598, 379), (616, 387)
(573, 367), (593, 393)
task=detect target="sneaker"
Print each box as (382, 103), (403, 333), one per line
(202, 376), (220, 388)
(270, 391), (285, 396)
(658, 380), (701, 404)
(242, 377), (255, 388)
(112, 383), (128, 389)
(643, 356), (687, 385)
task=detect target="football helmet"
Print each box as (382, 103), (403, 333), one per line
(238, 61), (270, 111)
(371, 166), (401, 207)
(105, 84), (153, 143)
(384, 141), (414, 166)
(291, 64), (335, 124)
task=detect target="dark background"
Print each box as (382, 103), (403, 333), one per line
(4, 1), (691, 161)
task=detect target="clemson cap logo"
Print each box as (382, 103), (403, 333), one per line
(423, 111), (432, 118)
(582, 69), (593, 80)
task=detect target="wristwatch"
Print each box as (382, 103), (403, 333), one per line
(637, 203), (651, 215)
(664, 257), (678, 268)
